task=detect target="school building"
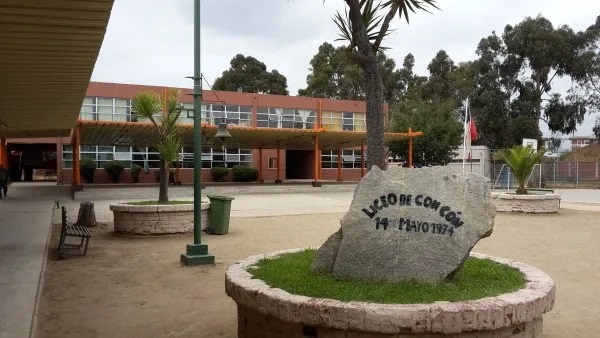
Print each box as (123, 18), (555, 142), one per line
(2, 82), (421, 185)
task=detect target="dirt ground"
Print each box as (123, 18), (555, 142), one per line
(36, 209), (600, 338)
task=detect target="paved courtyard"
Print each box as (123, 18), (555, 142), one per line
(0, 183), (599, 337)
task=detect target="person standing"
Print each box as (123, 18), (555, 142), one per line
(0, 165), (9, 199)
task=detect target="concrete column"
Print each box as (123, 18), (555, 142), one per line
(258, 147), (264, 183)
(360, 141), (365, 178)
(336, 148), (343, 182)
(275, 143), (282, 184)
(0, 138), (7, 167)
(72, 125), (81, 187)
(312, 135), (321, 187)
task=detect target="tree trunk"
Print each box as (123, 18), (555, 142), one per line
(74, 202), (97, 227)
(362, 59), (387, 170)
(345, 0), (387, 171)
(158, 159), (169, 204)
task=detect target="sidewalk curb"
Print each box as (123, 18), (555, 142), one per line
(28, 203), (57, 338)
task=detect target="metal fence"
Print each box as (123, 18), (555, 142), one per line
(490, 161), (600, 190)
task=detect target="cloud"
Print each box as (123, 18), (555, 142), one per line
(92, 0), (600, 136)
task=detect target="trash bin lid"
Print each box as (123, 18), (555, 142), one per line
(207, 195), (235, 201)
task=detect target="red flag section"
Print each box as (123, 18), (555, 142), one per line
(469, 118), (478, 141)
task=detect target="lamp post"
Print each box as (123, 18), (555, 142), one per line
(180, 0), (215, 266)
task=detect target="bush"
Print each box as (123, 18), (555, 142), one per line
(104, 161), (126, 183)
(232, 165), (258, 182)
(80, 158), (96, 183)
(130, 164), (143, 183)
(211, 166), (229, 182)
(154, 169), (176, 184)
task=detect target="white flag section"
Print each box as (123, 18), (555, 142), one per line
(462, 99), (470, 174)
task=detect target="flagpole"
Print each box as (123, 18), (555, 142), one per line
(462, 98), (469, 175)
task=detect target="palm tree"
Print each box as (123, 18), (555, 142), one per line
(494, 145), (544, 195)
(132, 89), (183, 204)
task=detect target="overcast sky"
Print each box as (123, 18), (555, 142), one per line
(91, 0), (600, 138)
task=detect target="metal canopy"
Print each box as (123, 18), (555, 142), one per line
(0, 0), (114, 138)
(79, 121), (423, 150)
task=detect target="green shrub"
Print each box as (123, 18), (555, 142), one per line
(130, 164), (143, 183)
(232, 165), (258, 182)
(104, 161), (126, 183)
(80, 158), (96, 183)
(211, 166), (229, 182)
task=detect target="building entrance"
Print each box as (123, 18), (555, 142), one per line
(7, 143), (57, 182)
(285, 150), (314, 180)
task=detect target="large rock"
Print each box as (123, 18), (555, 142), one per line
(311, 166), (496, 282)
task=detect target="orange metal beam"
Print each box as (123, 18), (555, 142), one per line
(0, 138), (7, 167)
(313, 134), (320, 186)
(275, 143), (282, 183)
(72, 124), (81, 186)
(258, 147), (264, 183)
(337, 148), (343, 182)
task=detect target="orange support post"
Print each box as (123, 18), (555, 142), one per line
(72, 125), (81, 186)
(336, 148), (343, 182)
(360, 141), (365, 178)
(312, 135), (321, 187)
(258, 147), (264, 183)
(0, 138), (7, 168)
(275, 143), (282, 184)
(408, 127), (413, 168)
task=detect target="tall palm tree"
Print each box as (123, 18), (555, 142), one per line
(132, 89), (183, 204)
(494, 145), (544, 195)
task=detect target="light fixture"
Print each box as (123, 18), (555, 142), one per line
(0, 122), (7, 129)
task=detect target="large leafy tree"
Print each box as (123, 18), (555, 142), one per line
(389, 51), (471, 165)
(298, 42), (404, 102)
(470, 16), (598, 149)
(213, 54), (289, 95)
(330, 0), (438, 170)
(132, 89), (184, 204)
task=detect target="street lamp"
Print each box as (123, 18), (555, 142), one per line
(180, 0), (218, 266)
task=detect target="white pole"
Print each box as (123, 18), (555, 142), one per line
(462, 98), (469, 174)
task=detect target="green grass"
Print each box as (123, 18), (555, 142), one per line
(127, 200), (193, 205)
(249, 249), (525, 304)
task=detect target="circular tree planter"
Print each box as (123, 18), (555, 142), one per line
(491, 192), (560, 213)
(226, 248), (555, 338)
(110, 202), (210, 235)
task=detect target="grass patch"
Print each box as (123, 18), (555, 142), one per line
(249, 249), (525, 304)
(127, 200), (193, 205)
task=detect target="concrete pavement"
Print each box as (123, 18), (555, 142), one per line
(0, 184), (70, 338)
(2, 183), (600, 338)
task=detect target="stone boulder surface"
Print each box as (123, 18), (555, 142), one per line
(311, 166), (496, 282)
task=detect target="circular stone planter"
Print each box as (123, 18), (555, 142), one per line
(491, 192), (560, 213)
(110, 202), (210, 235)
(226, 248), (555, 338)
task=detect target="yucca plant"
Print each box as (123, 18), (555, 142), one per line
(132, 89), (183, 204)
(494, 146), (544, 195)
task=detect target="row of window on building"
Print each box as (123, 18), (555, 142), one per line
(61, 145), (366, 170)
(80, 97), (366, 132)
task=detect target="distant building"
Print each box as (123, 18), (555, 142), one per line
(569, 136), (596, 149)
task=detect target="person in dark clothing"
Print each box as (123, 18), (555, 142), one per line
(0, 165), (9, 199)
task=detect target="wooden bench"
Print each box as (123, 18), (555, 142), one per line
(58, 206), (92, 260)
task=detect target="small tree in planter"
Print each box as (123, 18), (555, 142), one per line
(494, 145), (544, 195)
(104, 160), (125, 183)
(132, 89), (183, 204)
(130, 164), (143, 183)
(80, 158), (96, 183)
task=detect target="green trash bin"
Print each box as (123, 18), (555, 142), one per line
(207, 195), (235, 235)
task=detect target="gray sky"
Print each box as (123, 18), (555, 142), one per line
(91, 0), (600, 137)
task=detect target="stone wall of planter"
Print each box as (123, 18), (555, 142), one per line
(491, 192), (560, 213)
(110, 203), (209, 235)
(226, 249), (556, 338)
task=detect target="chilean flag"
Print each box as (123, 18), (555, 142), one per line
(465, 118), (478, 160)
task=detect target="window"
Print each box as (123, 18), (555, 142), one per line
(80, 97), (135, 122)
(322, 112), (366, 131)
(257, 107), (316, 129)
(201, 104), (252, 126)
(178, 148), (252, 168)
(268, 157), (278, 169)
(62, 145), (157, 169)
(321, 150), (365, 169)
